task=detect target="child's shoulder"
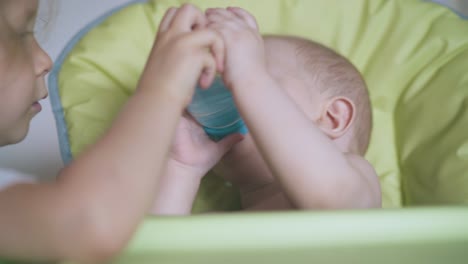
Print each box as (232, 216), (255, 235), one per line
(0, 168), (36, 191)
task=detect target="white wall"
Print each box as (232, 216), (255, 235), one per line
(0, 0), (135, 180)
(432, 0), (468, 16)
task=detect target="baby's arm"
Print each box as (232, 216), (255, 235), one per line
(208, 8), (381, 210)
(235, 74), (380, 209)
(150, 116), (243, 215)
(0, 4), (223, 263)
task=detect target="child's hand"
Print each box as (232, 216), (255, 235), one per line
(206, 7), (267, 89)
(138, 4), (225, 105)
(169, 114), (244, 178)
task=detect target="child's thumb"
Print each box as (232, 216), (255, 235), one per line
(217, 133), (244, 155)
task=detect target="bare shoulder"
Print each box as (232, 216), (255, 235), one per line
(345, 153), (382, 208)
(345, 154), (377, 178)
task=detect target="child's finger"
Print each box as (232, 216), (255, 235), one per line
(158, 7), (178, 33)
(172, 3), (206, 32)
(227, 7), (259, 30)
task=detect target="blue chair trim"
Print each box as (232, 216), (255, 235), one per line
(48, 0), (147, 164)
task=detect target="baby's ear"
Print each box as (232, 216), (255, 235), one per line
(316, 97), (355, 139)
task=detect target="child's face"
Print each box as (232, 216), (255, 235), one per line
(0, 0), (52, 146)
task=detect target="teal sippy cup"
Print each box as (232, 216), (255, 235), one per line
(187, 76), (248, 141)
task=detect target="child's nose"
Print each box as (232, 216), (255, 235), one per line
(34, 42), (53, 77)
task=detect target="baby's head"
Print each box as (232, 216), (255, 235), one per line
(262, 35), (372, 155)
(214, 35), (371, 187)
(215, 35), (372, 184)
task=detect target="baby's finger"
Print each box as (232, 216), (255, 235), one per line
(216, 133), (244, 154)
(206, 19), (239, 36)
(205, 12), (224, 24)
(182, 111), (198, 123)
(211, 31), (225, 73)
(206, 8), (235, 23)
(198, 54), (217, 89)
(172, 3), (207, 32)
(206, 8), (228, 17)
(186, 29), (225, 72)
(227, 7), (259, 30)
(158, 7), (178, 34)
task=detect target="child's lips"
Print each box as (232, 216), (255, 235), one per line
(32, 101), (42, 112)
(32, 94), (47, 113)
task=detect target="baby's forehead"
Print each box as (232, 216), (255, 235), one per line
(263, 37), (324, 106)
(263, 38), (302, 79)
(263, 36), (360, 90)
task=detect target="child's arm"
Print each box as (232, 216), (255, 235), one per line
(0, 4), (224, 263)
(207, 8), (381, 210)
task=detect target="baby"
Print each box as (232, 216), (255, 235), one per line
(212, 34), (379, 210)
(151, 6), (381, 214)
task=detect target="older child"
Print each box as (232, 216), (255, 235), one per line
(0, 1), (232, 263)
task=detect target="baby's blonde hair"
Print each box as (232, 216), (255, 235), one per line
(266, 36), (372, 155)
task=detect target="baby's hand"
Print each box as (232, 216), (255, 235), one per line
(138, 4), (225, 105)
(169, 114), (244, 178)
(206, 7), (267, 89)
